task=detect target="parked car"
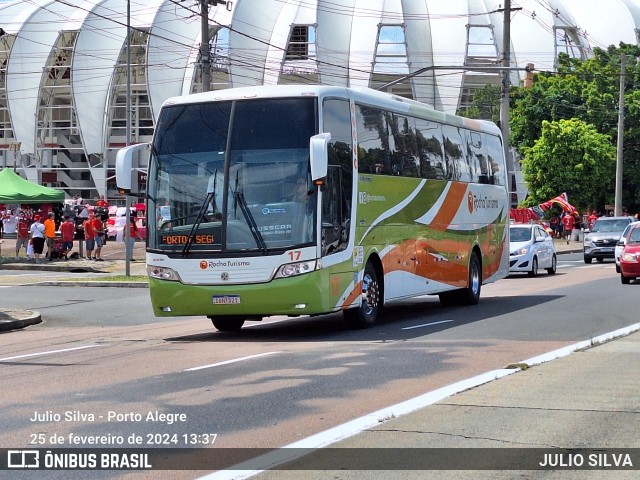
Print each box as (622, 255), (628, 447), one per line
(615, 221), (640, 273)
(619, 224), (640, 284)
(583, 216), (634, 264)
(509, 223), (557, 277)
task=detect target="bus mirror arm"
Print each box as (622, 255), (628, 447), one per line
(116, 143), (149, 194)
(309, 133), (330, 182)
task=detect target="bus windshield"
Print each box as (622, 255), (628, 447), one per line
(147, 97), (317, 254)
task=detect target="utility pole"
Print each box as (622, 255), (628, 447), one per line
(615, 54), (625, 216)
(200, 0), (211, 92)
(501, 0), (513, 205)
(125, 0), (132, 276)
(200, 1), (227, 92)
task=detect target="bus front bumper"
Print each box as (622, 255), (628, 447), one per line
(148, 273), (332, 318)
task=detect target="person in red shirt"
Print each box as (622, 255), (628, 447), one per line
(587, 210), (598, 230)
(83, 214), (96, 260)
(95, 195), (109, 208)
(15, 213), (30, 259)
(59, 215), (76, 261)
(561, 213), (575, 244)
(92, 214), (105, 261)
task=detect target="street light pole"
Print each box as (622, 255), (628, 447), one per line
(501, 0), (513, 205)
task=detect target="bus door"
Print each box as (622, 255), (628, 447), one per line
(321, 165), (349, 256)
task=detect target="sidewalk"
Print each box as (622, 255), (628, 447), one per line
(553, 236), (584, 255)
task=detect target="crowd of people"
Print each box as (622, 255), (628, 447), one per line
(545, 210), (639, 244)
(0, 195), (140, 263)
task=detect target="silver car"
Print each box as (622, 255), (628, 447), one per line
(509, 224), (557, 277)
(583, 216), (634, 264)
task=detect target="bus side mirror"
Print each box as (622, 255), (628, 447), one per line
(116, 143), (149, 194)
(310, 133), (330, 182)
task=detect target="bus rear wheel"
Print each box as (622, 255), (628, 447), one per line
(344, 261), (381, 328)
(439, 253), (482, 307)
(209, 316), (245, 332)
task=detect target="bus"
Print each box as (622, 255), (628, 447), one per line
(116, 85), (509, 331)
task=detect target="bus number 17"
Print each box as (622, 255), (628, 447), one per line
(288, 250), (302, 261)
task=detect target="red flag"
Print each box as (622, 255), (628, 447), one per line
(539, 193), (577, 215)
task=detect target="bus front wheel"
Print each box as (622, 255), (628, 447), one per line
(209, 316), (245, 332)
(344, 261), (381, 328)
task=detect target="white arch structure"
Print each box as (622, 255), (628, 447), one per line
(0, 0), (638, 202)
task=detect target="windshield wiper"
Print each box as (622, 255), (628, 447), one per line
(234, 191), (268, 254)
(181, 192), (213, 256)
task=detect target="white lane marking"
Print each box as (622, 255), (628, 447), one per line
(183, 351), (281, 372)
(402, 320), (454, 330)
(198, 321), (640, 480)
(0, 345), (103, 362)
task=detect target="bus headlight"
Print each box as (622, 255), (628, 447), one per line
(275, 260), (318, 278)
(147, 265), (181, 281)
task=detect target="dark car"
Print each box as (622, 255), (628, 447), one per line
(583, 216), (633, 264)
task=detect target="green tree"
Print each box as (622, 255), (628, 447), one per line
(511, 44), (640, 212)
(521, 119), (615, 210)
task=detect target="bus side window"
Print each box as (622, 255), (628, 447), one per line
(392, 114), (419, 178)
(486, 134), (506, 186)
(356, 105), (390, 175)
(415, 118), (444, 180)
(469, 131), (490, 184)
(442, 125), (470, 182)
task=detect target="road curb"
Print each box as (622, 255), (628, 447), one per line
(0, 309), (42, 332)
(33, 281), (148, 288)
(0, 263), (107, 273)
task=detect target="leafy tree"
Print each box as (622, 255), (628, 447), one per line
(511, 44), (640, 212)
(521, 119), (615, 210)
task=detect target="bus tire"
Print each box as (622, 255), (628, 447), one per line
(209, 316), (245, 332)
(438, 252), (481, 307)
(344, 261), (381, 328)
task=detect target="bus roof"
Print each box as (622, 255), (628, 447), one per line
(160, 85), (501, 136)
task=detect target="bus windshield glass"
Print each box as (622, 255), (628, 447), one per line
(147, 97), (317, 254)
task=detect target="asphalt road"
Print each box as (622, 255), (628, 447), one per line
(0, 254), (636, 479)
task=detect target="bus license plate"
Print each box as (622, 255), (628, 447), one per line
(212, 295), (241, 305)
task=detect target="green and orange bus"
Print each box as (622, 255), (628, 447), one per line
(116, 85), (509, 331)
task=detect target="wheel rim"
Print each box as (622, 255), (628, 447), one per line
(470, 261), (480, 295)
(362, 272), (380, 316)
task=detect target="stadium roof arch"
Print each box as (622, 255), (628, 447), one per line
(0, 0), (639, 201)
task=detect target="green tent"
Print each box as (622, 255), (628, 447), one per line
(0, 168), (65, 204)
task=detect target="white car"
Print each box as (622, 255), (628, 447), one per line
(615, 221), (640, 273)
(509, 224), (557, 276)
